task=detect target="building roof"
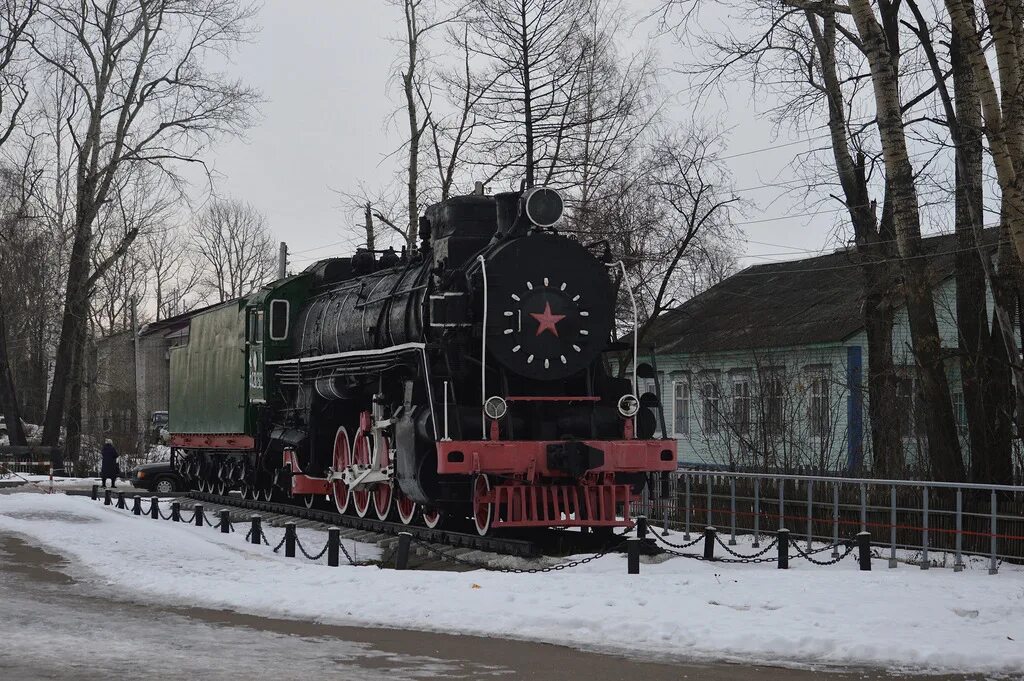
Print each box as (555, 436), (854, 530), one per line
(640, 229), (998, 355)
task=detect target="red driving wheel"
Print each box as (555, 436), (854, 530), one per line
(372, 434), (393, 520)
(351, 428), (372, 518)
(472, 474), (493, 536)
(331, 427), (350, 515)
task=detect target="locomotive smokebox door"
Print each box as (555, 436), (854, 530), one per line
(480, 233), (614, 380)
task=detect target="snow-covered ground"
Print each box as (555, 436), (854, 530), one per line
(0, 492), (1021, 676)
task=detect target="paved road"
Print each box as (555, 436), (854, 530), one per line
(0, 530), (992, 681)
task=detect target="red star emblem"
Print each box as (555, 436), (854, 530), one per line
(529, 301), (566, 337)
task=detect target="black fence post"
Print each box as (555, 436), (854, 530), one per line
(250, 516), (262, 545)
(91, 484), (98, 501)
(220, 510), (230, 534)
(777, 528), (789, 570)
(396, 532), (412, 570)
(636, 515), (648, 541)
(116, 491), (126, 509)
(104, 489), (112, 505)
(195, 504), (204, 527)
(132, 495), (142, 516)
(857, 531), (871, 571)
(327, 527), (341, 567)
(285, 522), (296, 558)
(171, 501), (181, 522)
(703, 526), (717, 561)
(627, 537), (640, 574)
(150, 497), (159, 519)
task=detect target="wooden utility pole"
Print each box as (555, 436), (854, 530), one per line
(278, 242), (288, 279)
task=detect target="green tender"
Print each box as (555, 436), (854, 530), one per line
(169, 300), (250, 435)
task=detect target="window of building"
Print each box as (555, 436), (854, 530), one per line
(953, 392), (967, 435)
(763, 370), (785, 436)
(731, 372), (751, 434)
(896, 375), (915, 438)
(701, 374), (720, 434)
(673, 380), (690, 437)
(807, 368), (830, 438)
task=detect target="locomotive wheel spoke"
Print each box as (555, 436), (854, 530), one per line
(332, 426), (351, 515)
(372, 433), (393, 520)
(351, 428), (372, 518)
(472, 474), (493, 536)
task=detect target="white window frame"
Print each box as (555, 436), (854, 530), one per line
(269, 300), (290, 341)
(806, 367), (831, 439)
(731, 373), (751, 435)
(672, 379), (690, 437)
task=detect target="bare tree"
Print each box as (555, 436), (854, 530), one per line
(30, 0), (260, 454)
(0, 0), (38, 447)
(191, 198), (276, 303)
(144, 226), (201, 320)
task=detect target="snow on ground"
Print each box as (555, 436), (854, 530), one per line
(0, 492), (1022, 676)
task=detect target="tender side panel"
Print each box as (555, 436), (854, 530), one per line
(169, 302), (249, 435)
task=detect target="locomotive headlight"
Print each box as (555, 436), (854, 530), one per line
(617, 394), (640, 418)
(484, 395), (508, 420)
(523, 187), (563, 228)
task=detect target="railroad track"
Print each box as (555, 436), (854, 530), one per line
(184, 490), (543, 559)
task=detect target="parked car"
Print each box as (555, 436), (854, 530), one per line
(129, 461), (183, 494)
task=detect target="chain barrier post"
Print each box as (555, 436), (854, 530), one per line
(132, 495), (142, 516)
(920, 487), (929, 570)
(684, 473), (692, 540)
(171, 501), (181, 522)
(396, 532), (412, 570)
(91, 484), (98, 501)
(888, 485), (897, 568)
(327, 527), (341, 567)
(220, 510), (230, 534)
(637, 515), (648, 541)
(752, 478), (760, 548)
(627, 537), (640, 574)
(104, 488), (111, 505)
(777, 528), (789, 569)
(989, 490), (999, 575)
(706, 474), (713, 527)
(116, 491), (126, 509)
(285, 522), (296, 558)
(954, 488), (964, 572)
(661, 473), (671, 536)
(831, 483), (840, 558)
(729, 477), (737, 545)
(806, 480), (813, 551)
(150, 497), (159, 520)
(778, 477), (785, 530)
(857, 531), (871, 571)
(703, 526), (716, 561)
(250, 515), (262, 545)
(195, 504), (204, 527)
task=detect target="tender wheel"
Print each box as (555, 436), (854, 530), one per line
(331, 427), (351, 515)
(396, 492), (417, 525)
(260, 486), (272, 502)
(351, 428), (372, 518)
(422, 508), (442, 529)
(154, 478), (176, 495)
(472, 474), (493, 536)
(239, 484), (251, 500)
(216, 481), (227, 496)
(372, 434), (393, 521)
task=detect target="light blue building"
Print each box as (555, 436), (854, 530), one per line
(639, 232), (1003, 473)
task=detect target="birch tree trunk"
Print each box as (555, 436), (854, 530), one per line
(849, 0), (965, 480)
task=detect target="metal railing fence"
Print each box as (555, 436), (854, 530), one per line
(635, 470), (1024, 573)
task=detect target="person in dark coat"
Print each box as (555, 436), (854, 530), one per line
(100, 439), (119, 489)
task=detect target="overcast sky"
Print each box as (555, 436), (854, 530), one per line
(201, 1), (844, 271)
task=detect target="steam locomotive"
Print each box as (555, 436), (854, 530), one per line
(169, 185), (676, 534)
